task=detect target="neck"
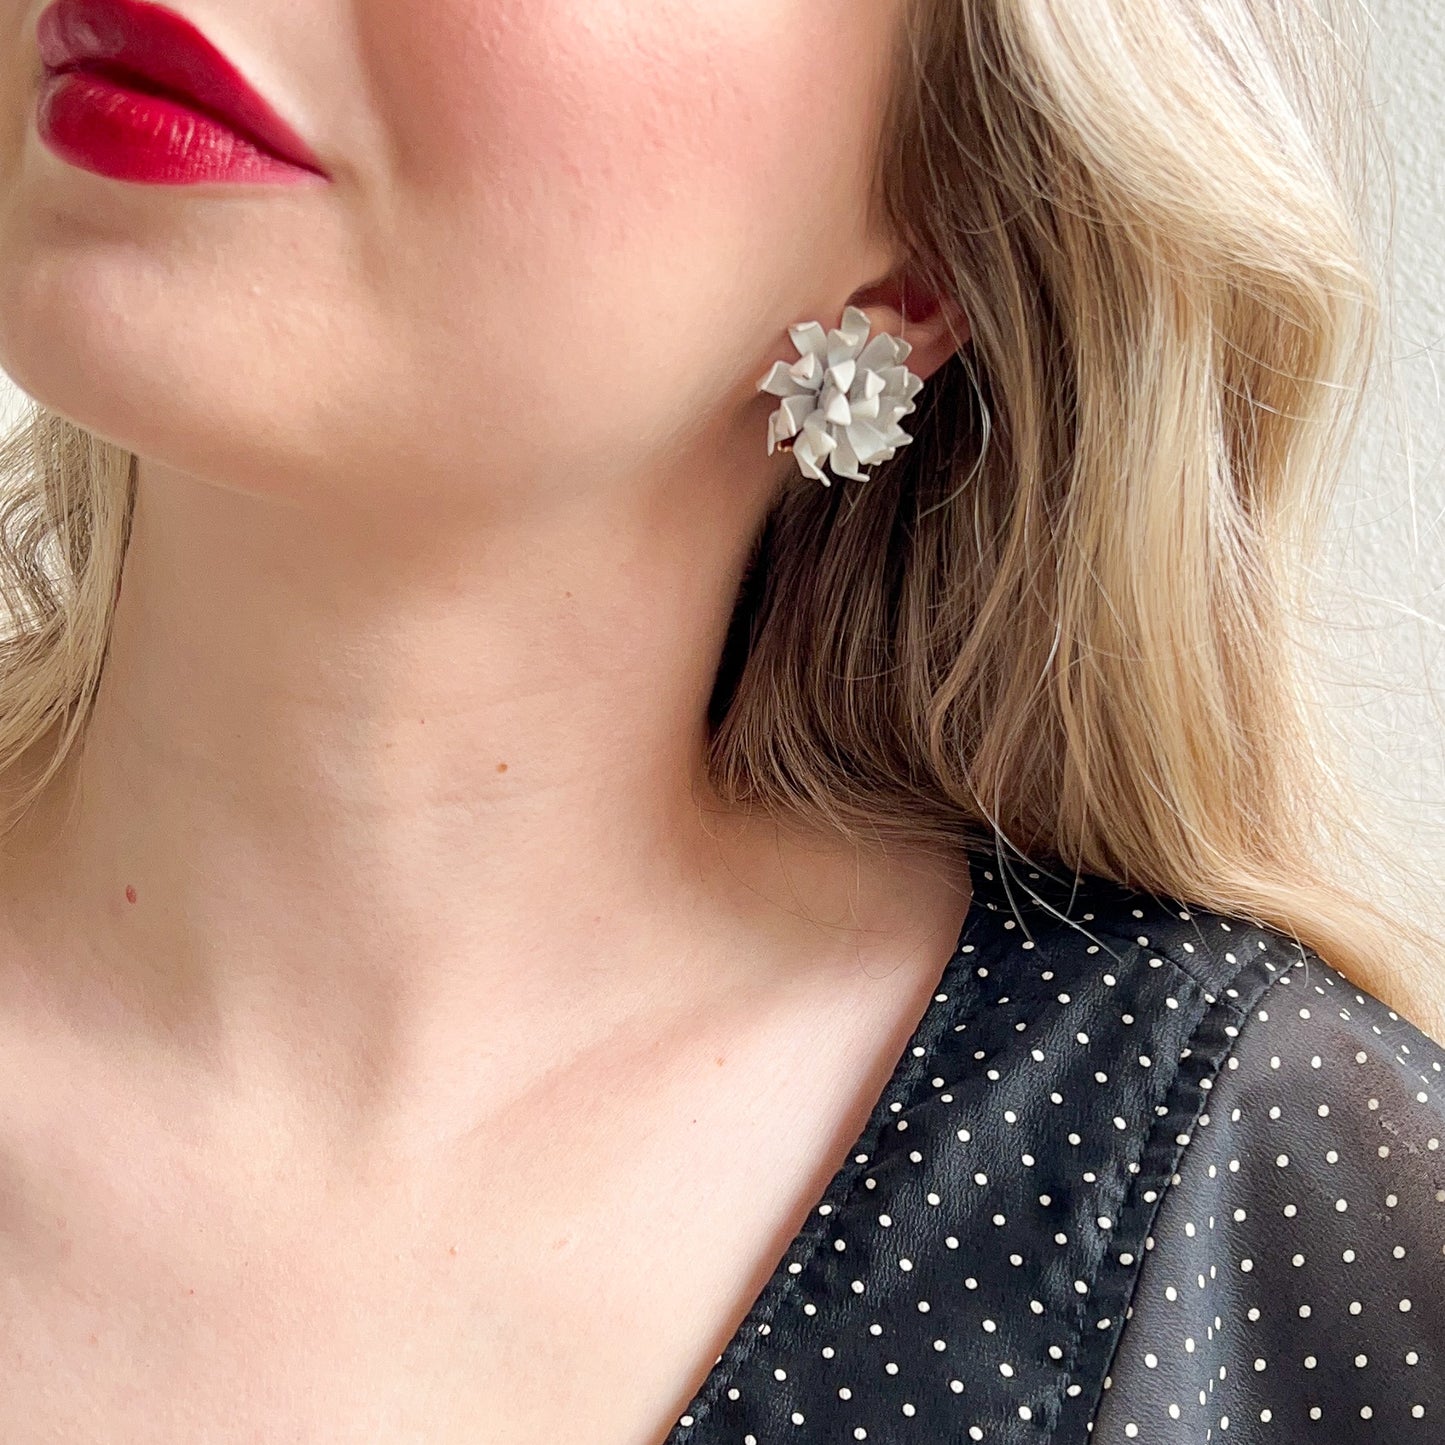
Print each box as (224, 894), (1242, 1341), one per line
(0, 451), (968, 1136)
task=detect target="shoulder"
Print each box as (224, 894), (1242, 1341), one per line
(953, 856), (1444, 1440)
(968, 855), (1443, 1134)
(972, 863), (1445, 1442)
(965, 854), (1309, 1000)
(966, 854), (1444, 1234)
(688, 858), (1440, 1442)
(964, 856), (1442, 1083)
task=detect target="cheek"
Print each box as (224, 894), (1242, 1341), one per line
(0, 1), (36, 182)
(360, 0), (896, 403)
(378, 0), (846, 234)
(346, 0), (904, 480)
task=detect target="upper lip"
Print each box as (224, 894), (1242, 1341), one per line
(36, 0), (328, 176)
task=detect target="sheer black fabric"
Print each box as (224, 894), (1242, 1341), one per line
(666, 855), (1444, 1443)
(1093, 955), (1443, 1441)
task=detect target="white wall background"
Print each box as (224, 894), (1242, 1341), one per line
(2, 0), (1443, 887)
(1317, 0), (1445, 895)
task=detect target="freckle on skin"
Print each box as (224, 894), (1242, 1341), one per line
(496, 762), (508, 774)
(124, 884), (137, 904)
(715, 1056), (726, 1066)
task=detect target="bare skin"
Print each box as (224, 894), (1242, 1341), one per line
(0, 815), (969, 1442)
(0, 724), (972, 1441)
(0, 0), (972, 1437)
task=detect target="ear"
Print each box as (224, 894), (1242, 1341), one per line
(844, 262), (969, 384)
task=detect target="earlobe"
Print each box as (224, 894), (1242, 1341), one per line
(844, 267), (969, 383)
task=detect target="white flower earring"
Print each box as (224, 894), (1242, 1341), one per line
(756, 304), (927, 486)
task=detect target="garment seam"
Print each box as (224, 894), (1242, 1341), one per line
(1079, 920), (1275, 1020)
(1032, 934), (1211, 1441)
(1068, 944), (1303, 1439)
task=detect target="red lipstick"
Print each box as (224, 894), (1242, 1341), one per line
(34, 0), (329, 186)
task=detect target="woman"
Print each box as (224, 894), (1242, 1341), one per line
(0, 0), (1439, 1439)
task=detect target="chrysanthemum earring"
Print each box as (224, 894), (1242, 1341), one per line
(756, 304), (926, 486)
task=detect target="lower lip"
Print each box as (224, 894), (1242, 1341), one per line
(36, 68), (325, 186)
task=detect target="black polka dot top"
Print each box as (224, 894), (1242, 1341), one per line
(664, 849), (1445, 1443)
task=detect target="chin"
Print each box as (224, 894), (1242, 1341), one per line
(6, 277), (359, 512)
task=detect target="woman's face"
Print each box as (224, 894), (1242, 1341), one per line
(0, 0), (913, 514)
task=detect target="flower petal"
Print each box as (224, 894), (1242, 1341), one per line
(828, 308), (870, 367)
(839, 305), (872, 346)
(848, 419), (891, 464)
(827, 358), (857, 394)
(855, 334), (898, 373)
(829, 431), (867, 481)
(758, 360), (811, 397)
(849, 391), (882, 422)
(788, 320), (828, 359)
(788, 351), (824, 388)
(801, 412), (838, 456)
(796, 448), (828, 483)
(795, 420), (836, 481)
(824, 389), (853, 427)
(779, 393), (814, 436)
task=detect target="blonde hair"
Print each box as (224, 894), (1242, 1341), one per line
(3, 0), (1441, 1031)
